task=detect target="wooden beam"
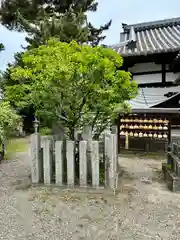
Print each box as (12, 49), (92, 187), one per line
(168, 119), (172, 144)
(132, 69), (172, 76)
(162, 63), (166, 83)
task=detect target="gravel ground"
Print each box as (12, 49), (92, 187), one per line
(1, 147), (180, 239)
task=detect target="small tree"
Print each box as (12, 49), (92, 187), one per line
(0, 101), (20, 145)
(4, 38), (137, 139)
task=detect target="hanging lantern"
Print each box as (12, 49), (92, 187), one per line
(134, 124), (138, 129)
(134, 132), (138, 137)
(120, 131), (125, 136)
(148, 119), (153, 123)
(163, 133), (168, 138)
(130, 131), (133, 137)
(163, 126), (168, 130)
(129, 124), (133, 129)
(149, 132), (153, 138)
(139, 132), (143, 137)
(153, 125), (158, 130)
(153, 118), (158, 123)
(158, 133), (162, 139)
(143, 118), (148, 123)
(120, 124), (125, 130)
(153, 133), (158, 138)
(163, 119), (169, 124)
(144, 125), (148, 129)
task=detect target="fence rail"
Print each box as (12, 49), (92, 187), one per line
(30, 132), (118, 189)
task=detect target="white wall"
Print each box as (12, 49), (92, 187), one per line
(133, 74), (161, 84)
(166, 72), (180, 82)
(129, 62), (180, 84)
(128, 62), (162, 73)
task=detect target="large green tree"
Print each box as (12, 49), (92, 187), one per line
(4, 38), (137, 139)
(0, 0), (111, 46)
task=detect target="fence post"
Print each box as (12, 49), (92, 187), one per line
(79, 141), (88, 188)
(55, 141), (63, 186)
(105, 134), (118, 189)
(104, 133), (110, 187)
(43, 138), (52, 184)
(66, 141), (75, 187)
(30, 133), (42, 184)
(91, 141), (99, 188)
(82, 125), (92, 178)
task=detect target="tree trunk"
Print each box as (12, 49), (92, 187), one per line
(69, 128), (75, 140)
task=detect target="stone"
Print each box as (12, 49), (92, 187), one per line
(105, 134), (118, 189)
(82, 125), (92, 177)
(104, 133), (111, 187)
(43, 138), (52, 184)
(91, 141), (99, 188)
(66, 141), (75, 187)
(79, 141), (87, 188)
(55, 141), (63, 186)
(111, 125), (117, 134)
(162, 163), (180, 192)
(30, 133), (42, 184)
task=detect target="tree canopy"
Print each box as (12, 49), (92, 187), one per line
(0, 0), (111, 46)
(4, 38), (137, 139)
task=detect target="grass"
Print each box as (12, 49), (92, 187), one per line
(4, 138), (29, 160)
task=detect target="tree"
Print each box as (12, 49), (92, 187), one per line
(0, 43), (4, 51)
(4, 38), (137, 139)
(0, 0), (111, 46)
(17, 8), (91, 48)
(0, 101), (20, 142)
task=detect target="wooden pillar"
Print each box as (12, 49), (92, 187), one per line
(162, 63), (166, 83)
(168, 118), (172, 145)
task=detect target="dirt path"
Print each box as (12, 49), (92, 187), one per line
(1, 147), (180, 239)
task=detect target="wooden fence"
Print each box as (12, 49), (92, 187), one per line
(30, 133), (118, 189)
(163, 138), (180, 191)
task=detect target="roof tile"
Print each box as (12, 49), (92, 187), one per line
(111, 17), (180, 56)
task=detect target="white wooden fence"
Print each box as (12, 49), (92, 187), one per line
(30, 132), (118, 189)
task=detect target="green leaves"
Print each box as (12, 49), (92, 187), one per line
(5, 39), (137, 139)
(0, 101), (20, 141)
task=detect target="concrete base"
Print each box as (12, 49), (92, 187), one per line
(162, 163), (180, 192)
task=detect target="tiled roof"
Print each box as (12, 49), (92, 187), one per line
(128, 86), (180, 109)
(111, 17), (180, 57)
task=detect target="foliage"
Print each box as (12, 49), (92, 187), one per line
(0, 52), (24, 92)
(0, 101), (20, 142)
(0, 0), (111, 46)
(4, 138), (28, 160)
(0, 43), (4, 51)
(17, 8), (90, 48)
(39, 127), (53, 136)
(4, 38), (137, 139)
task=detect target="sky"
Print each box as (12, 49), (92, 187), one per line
(1, 0), (180, 70)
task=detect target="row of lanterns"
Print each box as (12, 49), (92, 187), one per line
(120, 131), (168, 139)
(121, 118), (169, 124)
(120, 124), (168, 130)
